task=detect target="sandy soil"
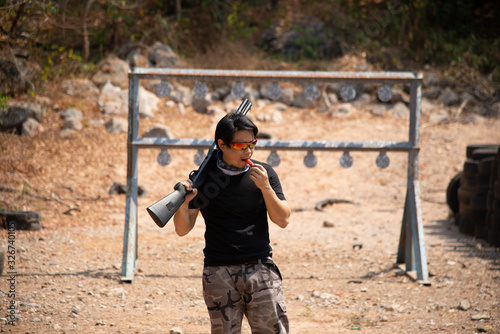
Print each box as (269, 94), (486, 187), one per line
(1, 88), (500, 333)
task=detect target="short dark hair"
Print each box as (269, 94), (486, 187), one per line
(215, 112), (258, 149)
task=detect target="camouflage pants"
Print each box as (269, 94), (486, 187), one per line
(202, 261), (289, 334)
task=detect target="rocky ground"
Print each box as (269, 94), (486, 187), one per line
(1, 74), (500, 334)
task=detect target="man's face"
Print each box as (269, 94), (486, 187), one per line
(218, 130), (255, 168)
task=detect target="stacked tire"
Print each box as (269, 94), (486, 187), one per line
(487, 148), (500, 246)
(448, 144), (500, 244)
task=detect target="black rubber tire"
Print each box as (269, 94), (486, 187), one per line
(478, 156), (496, 175)
(490, 159), (498, 183)
(475, 223), (488, 240)
(463, 159), (479, 178)
(475, 173), (490, 186)
(471, 195), (487, 210)
(0, 211), (42, 231)
(487, 229), (500, 247)
(459, 200), (472, 214)
(458, 186), (473, 205)
(487, 190), (495, 210)
(446, 172), (462, 214)
(466, 144), (500, 159)
(459, 214), (475, 235)
(490, 213), (500, 231)
(494, 198), (500, 214)
(472, 148), (499, 161)
(460, 174), (476, 191)
(476, 183), (490, 196)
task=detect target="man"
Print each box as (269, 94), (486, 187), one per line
(173, 111), (291, 333)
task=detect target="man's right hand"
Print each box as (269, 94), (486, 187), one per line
(180, 179), (198, 202)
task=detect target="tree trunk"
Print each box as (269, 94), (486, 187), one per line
(82, 0), (94, 63)
(176, 0), (182, 22)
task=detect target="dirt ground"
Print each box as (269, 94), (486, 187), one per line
(1, 85), (500, 334)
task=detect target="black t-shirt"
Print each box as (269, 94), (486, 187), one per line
(189, 160), (286, 266)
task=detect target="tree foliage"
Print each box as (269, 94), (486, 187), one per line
(0, 0), (498, 80)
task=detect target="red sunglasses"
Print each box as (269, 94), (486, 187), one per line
(231, 138), (258, 150)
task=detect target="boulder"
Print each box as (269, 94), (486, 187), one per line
(61, 79), (100, 100)
(438, 87), (460, 106)
(260, 21), (343, 60)
(389, 102), (409, 118)
(98, 82), (158, 118)
(259, 83), (294, 106)
(293, 91), (315, 108)
(0, 211), (42, 231)
(137, 86), (159, 118)
(62, 117), (83, 131)
(105, 117), (128, 134)
(21, 118), (43, 136)
(169, 84), (194, 106)
(0, 101), (45, 134)
(92, 56), (130, 89)
(148, 41), (183, 68)
(192, 95), (212, 114)
(143, 124), (173, 138)
(60, 108), (83, 120)
(0, 48), (39, 95)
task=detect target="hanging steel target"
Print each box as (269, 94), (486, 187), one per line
(156, 80), (172, 97)
(376, 151), (390, 169)
(304, 150), (318, 168)
(377, 84), (393, 102)
(340, 84), (356, 101)
(339, 151), (353, 168)
(267, 150), (281, 167)
(304, 83), (319, 100)
(231, 82), (246, 99)
(194, 81), (209, 98)
(194, 149), (206, 166)
(268, 82), (282, 100)
(157, 149), (172, 166)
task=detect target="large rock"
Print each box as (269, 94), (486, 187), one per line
(99, 81), (125, 115)
(259, 83), (294, 106)
(143, 124), (173, 138)
(261, 21), (343, 60)
(0, 48), (39, 95)
(61, 79), (100, 101)
(485, 100), (500, 118)
(148, 41), (183, 68)
(192, 95), (212, 114)
(169, 84), (193, 106)
(0, 211), (42, 231)
(98, 82), (158, 118)
(438, 87), (460, 106)
(105, 117), (128, 134)
(0, 101), (45, 134)
(92, 56), (130, 89)
(293, 91), (315, 109)
(389, 102), (410, 118)
(21, 118), (43, 136)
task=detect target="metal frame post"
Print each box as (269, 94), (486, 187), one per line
(396, 79), (429, 283)
(121, 75), (140, 283)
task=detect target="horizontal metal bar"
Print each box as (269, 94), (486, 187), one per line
(129, 68), (422, 84)
(131, 137), (418, 152)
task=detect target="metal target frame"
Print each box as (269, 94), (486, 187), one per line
(121, 68), (428, 284)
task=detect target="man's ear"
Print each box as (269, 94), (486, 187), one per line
(217, 139), (226, 151)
